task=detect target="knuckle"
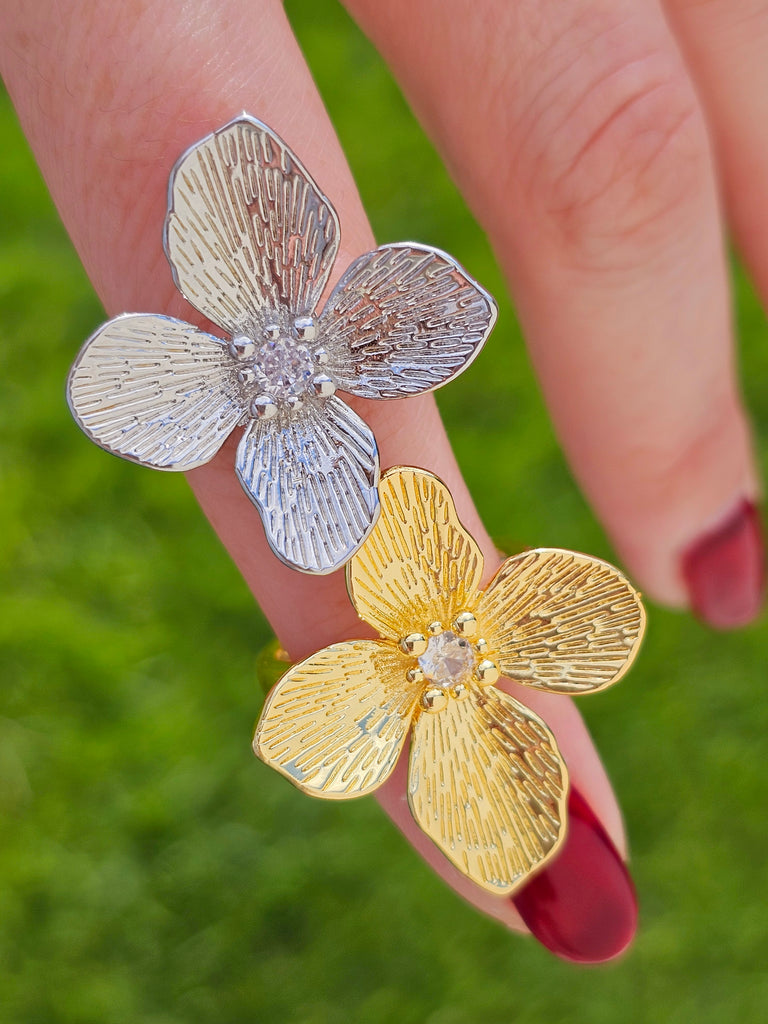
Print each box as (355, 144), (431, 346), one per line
(523, 50), (709, 261)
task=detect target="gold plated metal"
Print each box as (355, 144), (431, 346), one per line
(255, 466), (646, 895)
(452, 611), (478, 637)
(400, 633), (428, 657)
(475, 659), (501, 686)
(421, 687), (449, 713)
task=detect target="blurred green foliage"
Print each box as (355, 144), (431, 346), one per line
(2, 2), (768, 1021)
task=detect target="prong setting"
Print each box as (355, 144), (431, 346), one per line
(250, 394), (278, 420)
(293, 316), (316, 342)
(400, 633), (428, 657)
(415, 625), (480, 712)
(407, 666), (425, 684)
(421, 687), (448, 713)
(234, 317), (334, 422)
(311, 374), (336, 398)
(229, 334), (257, 360)
(452, 611), (477, 638)
(475, 659), (500, 686)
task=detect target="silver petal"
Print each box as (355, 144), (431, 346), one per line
(165, 114), (340, 335)
(235, 396), (380, 574)
(67, 313), (243, 470)
(319, 243), (497, 399)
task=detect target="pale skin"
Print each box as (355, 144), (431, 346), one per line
(0, 0), (764, 934)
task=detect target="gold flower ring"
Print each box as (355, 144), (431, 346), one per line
(254, 467), (645, 894)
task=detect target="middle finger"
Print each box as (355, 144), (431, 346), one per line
(345, 0), (762, 626)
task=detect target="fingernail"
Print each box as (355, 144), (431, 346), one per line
(513, 787), (637, 964)
(682, 500), (766, 630)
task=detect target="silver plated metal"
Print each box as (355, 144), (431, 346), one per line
(67, 114), (498, 574)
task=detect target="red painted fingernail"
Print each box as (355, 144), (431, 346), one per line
(513, 787), (637, 964)
(682, 500), (766, 630)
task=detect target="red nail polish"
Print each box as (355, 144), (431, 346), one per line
(682, 500), (766, 630)
(513, 787), (637, 964)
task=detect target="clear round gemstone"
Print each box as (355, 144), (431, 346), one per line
(418, 630), (476, 688)
(256, 337), (314, 399)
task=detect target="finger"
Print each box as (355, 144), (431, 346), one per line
(662, 3), (768, 334)
(0, 0), (634, 957)
(658, 0), (768, 626)
(344, 0), (765, 629)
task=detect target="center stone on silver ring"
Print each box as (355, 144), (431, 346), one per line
(418, 630), (477, 687)
(257, 337), (314, 399)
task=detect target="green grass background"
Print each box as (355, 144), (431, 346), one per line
(3, 2), (768, 1021)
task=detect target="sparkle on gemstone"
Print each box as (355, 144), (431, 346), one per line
(256, 337), (315, 398)
(418, 630), (477, 688)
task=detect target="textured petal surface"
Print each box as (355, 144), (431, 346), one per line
(235, 396), (379, 574)
(347, 467), (484, 640)
(67, 313), (242, 470)
(476, 549), (645, 694)
(165, 115), (339, 333)
(408, 685), (567, 894)
(320, 244), (496, 399)
(255, 641), (420, 798)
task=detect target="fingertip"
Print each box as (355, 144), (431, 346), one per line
(681, 499), (766, 630)
(513, 786), (638, 964)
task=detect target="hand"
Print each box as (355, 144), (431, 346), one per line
(1, 0), (763, 964)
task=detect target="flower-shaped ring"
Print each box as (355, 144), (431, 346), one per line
(67, 115), (497, 574)
(255, 467), (645, 893)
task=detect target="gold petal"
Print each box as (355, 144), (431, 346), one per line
(408, 685), (567, 894)
(254, 640), (420, 799)
(346, 467), (484, 641)
(476, 548), (645, 695)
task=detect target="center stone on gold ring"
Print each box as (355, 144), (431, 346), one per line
(418, 630), (477, 688)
